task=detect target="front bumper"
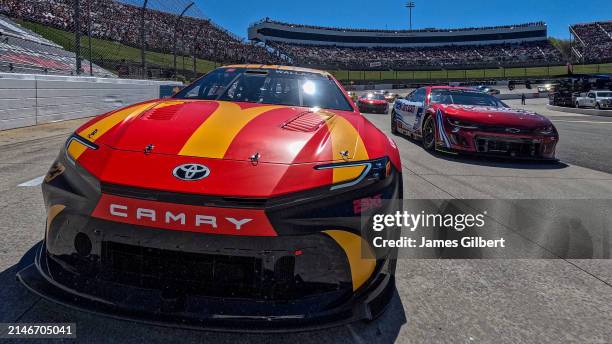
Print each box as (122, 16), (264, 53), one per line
(438, 127), (558, 160)
(17, 153), (402, 332)
(18, 233), (396, 332)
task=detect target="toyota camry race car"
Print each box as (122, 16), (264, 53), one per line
(391, 86), (558, 159)
(17, 65), (402, 332)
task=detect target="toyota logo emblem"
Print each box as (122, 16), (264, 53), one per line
(505, 128), (521, 134)
(172, 163), (210, 181)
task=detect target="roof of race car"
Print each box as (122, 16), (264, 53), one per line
(221, 64), (332, 77)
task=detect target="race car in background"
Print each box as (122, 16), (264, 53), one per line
(391, 86), (558, 159)
(18, 65), (403, 331)
(357, 93), (390, 113)
(474, 85), (501, 95)
(374, 90), (399, 103)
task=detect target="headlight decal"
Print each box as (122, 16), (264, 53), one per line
(316, 157), (389, 190)
(66, 134), (99, 162)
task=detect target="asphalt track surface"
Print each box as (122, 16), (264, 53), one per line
(0, 98), (611, 343)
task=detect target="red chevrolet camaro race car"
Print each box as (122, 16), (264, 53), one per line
(357, 93), (390, 114)
(391, 86), (558, 159)
(17, 65), (402, 331)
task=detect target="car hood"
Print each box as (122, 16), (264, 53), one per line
(69, 100), (385, 197)
(435, 104), (552, 127)
(76, 99), (366, 164)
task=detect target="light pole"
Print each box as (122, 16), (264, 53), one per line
(405, 2), (415, 30)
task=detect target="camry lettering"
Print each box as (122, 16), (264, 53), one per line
(108, 204), (251, 230)
(165, 211), (186, 225)
(110, 204), (128, 218)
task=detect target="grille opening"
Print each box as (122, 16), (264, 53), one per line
(101, 242), (261, 298)
(100, 242), (345, 300)
(475, 137), (540, 157)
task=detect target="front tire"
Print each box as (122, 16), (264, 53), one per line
(596, 103), (601, 110)
(422, 115), (436, 151)
(575, 102), (580, 108)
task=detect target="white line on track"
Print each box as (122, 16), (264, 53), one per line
(552, 120), (612, 124)
(18, 175), (45, 187)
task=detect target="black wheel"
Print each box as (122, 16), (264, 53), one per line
(575, 102), (580, 108)
(596, 103), (601, 110)
(422, 115), (436, 151)
(391, 111), (398, 135)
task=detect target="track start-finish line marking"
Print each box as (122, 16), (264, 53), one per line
(18, 175), (45, 187)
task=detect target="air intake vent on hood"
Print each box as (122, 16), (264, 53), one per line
(144, 104), (183, 121)
(281, 111), (334, 132)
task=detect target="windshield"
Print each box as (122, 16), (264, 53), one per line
(430, 89), (508, 107)
(174, 68), (353, 111)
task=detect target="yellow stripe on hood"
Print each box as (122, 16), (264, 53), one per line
(68, 102), (156, 160)
(324, 115), (369, 184)
(179, 102), (282, 158)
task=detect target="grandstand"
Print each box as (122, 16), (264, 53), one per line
(0, 0), (281, 77)
(250, 19), (563, 70)
(570, 21), (612, 64)
(0, 14), (111, 76)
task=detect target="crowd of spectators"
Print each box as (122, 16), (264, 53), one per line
(0, 0), (282, 66)
(273, 40), (563, 70)
(255, 18), (546, 34)
(571, 21), (612, 63)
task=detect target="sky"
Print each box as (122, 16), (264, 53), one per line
(194, 0), (611, 40)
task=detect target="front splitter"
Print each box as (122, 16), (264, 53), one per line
(17, 242), (395, 333)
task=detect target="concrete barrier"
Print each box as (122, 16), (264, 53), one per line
(546, 104), (612, 117)
(0, 73), (182, 130)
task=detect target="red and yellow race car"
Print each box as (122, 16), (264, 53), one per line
(18, 65), (402, 331)
(391, 86), (558, 159)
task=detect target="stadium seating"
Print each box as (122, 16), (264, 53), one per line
(0, 14), (110, 76)
(0, 0), (281, 67)
(271, 41), (562, 70)
(250, 19), (564, 70)
(570, 21), (612, 63)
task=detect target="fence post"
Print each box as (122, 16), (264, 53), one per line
(140, 0), (148, 78)
(87, 0), (93, 76)
(73, 0), (82, 75)
(173, 2), (195, 78)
